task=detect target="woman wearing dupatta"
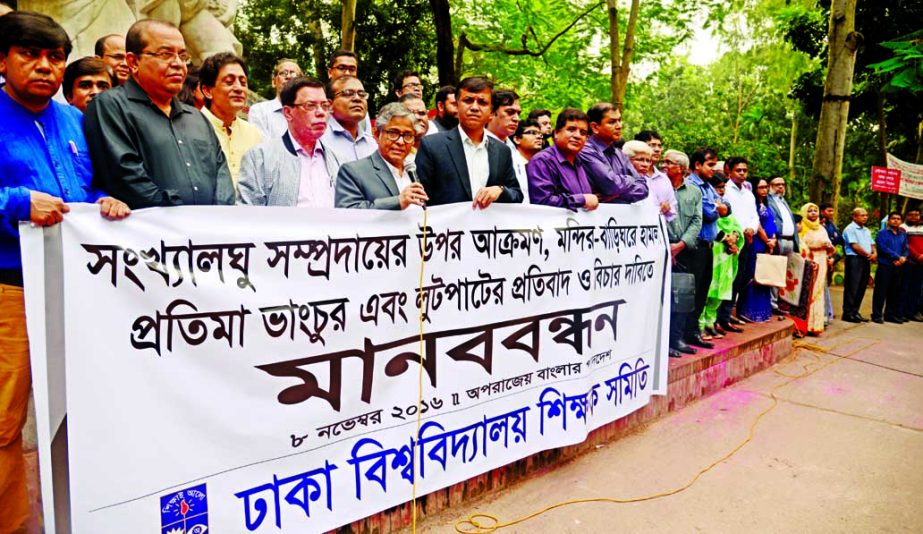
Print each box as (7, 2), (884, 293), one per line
(738, 178), (777, 322)
(700, 178), (745, 339)
(800, 203), (835, 334)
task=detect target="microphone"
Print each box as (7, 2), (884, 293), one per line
(404, 161), (426, 209)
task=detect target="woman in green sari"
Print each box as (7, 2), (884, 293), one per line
(701, 177), (745, 339)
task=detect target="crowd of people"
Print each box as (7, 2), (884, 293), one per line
(2, 10), (923, 533)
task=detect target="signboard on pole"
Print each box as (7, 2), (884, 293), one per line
(871, 166), (901, 194)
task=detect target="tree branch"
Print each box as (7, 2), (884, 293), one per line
(460, 1), (603, 57)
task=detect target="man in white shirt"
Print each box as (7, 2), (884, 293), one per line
(238, 77), (341, 207)
(247, 58), (302, 139)
(718, 157), (759, 329)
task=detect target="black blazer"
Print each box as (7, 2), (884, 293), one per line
(415, 128), (524, 206)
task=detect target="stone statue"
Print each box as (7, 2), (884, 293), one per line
(19, 0), (242, 64)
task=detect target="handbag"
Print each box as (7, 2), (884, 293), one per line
(754, 253), (787, 288)
(671, 272), (696, 313)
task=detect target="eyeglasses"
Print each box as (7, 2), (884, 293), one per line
(141, 50), (190, 64)
(291, 101), (331, 113)
(663, 160), (681, 166)
(771, 182), (785, 187)
(381, 129), (416, 144)
(276, 70), (300, 78)
(521, 129), (541, 136)
(332, 64), (358, 74)
(335, 89), (368, 100)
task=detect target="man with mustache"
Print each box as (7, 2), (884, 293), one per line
(198, 52), (262, 190)
(84, 19), (234, 208)
(320, 75), (376, 176)
(415, 76), (523, 208)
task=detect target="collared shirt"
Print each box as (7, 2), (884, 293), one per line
(875, 228), (909, 266)
(84, 78), (234, 208)
(294, 140), (333, 208)
(510, 148), (531, 204)
(843, 222), (874, 256)
(575, 135), (649, 203)
(0, 91), (106, 273)
(667, 181), (703, 250)
(247, 97), (288, 139)
(526, 144), (591, 210)
(382, 157), (422, 211)
(319, 116), (376, 169)
(458, 126), (490, 195)
(646, 168), (676, 221)
(723, 179), (759, 231)
(201, 107), (263, 188)
(771, 194), (796, 237)
(684, 172), (721, 242)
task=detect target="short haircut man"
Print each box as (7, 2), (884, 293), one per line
(398, 93), (431, 142)
(95, 33), (129, 85)
(415, 76), (523, 208)
(767, 175), (800, 256)
(239, 76), (342, 207)
(576, 102), (649, 204)
(320, 74), (376, 171)
(84, 19), (234, 208)
(486, 89), (521, 146)
(433, 84), (457, 132)
(198, 51), (263, 187)
(0, 13), (130, 532)
(248, 58), (302, 138)
(393, 69), (423, 99)
(327, 50), (358, 80)
(63, 56), (115, 112)
(336, 102), (428, 210)
(527, 108), (552, 147)
(527, 108), (597, 210)
(510, 118), (543, 203)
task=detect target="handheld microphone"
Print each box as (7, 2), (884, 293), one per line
(405, 161), (426, 209)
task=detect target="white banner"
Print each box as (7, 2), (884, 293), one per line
(23, 202), (670, 533)
(887, 153), (923, 200)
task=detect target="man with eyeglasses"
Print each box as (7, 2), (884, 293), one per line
(327, 50), (358, 81)
(766, 175), (799, 312)
(199, 52), (263, 190)
(510, 119), (544, 204)
(239, 77), (341, 207)
(95, 33), (129, 85)
(486, 89), (521, 153)
(398, 93), (435, 143)
(634, 130), (675, 221)
(393, 69), (424, 100)
(84, 19), (234, 208)
(335, 102), (428, 210)
(248, 58), (302, 139)
(576, 102), (648, 204)
(320, 75), (376, 175)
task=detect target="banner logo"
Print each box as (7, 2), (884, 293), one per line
(161, 483), (208, 534)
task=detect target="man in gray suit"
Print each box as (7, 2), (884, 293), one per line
(768, 176), (800, 255)
(335, 103), (429, 210)
(415, 76), (524, 208)
(238, 77), (341, 207)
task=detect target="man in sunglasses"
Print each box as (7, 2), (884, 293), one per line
(238, 77), (342, 207)
(84, 19), (234, 208)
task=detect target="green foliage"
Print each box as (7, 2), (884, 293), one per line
(868, 29), (923, 94)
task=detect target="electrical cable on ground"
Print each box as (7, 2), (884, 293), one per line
(438, 333), (915, 533)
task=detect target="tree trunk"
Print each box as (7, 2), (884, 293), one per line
(810, 0), (861, 206)
(608, 0), (639, 109)
(430, 0), (455, 86)
(876, 88), (890, 218)
(788, 107), (798, 183)
(341, 0), (357, 51)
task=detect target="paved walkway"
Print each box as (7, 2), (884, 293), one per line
(410, 290), (923, 533)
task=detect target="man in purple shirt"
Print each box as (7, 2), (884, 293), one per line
(527, 108), (599, 211)
(577, 102), (649, 204)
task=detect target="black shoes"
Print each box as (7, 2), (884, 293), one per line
(718, 321), (744, 333)
(669, 349), (683, 358)
(885, 316), (905, 324)
(843, 315), (862, 323)
(671, 339), (697, 354)
(872, 316), (884, 324)
(685, 333), (714, 349)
